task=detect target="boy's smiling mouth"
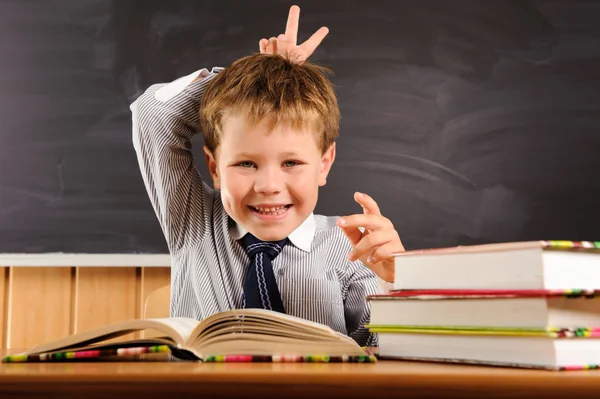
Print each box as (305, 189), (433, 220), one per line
(248, 204), (292, 219)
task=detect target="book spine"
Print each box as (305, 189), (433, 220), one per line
(1, 345), (170, 363)
(377, 355), (600, 371)
(560, 364), (600, 371)
(203, 355), (377, 363)
(382, 288), (600, 298)
(368, 326), (600, 337)
(543, 240), (600, 250)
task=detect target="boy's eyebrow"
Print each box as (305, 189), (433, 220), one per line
(233, 152), (262, 159)
(233, 151), (304, 159)
(280, 151), (303, 157)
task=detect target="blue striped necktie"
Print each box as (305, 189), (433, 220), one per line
(240, 233), (288, 313)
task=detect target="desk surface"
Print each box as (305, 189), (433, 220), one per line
(1, 351), (600, 399)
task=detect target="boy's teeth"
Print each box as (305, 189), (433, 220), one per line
(254, 205), (288, 215)
(257, 206), (284, 211)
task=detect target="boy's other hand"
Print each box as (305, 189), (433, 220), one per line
(259, 5), (329, 63)
(337, 192), (405, 283)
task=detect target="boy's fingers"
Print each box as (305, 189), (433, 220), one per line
(259, 38), (269, 53)
(300, 26), (329, 56)
(285, 5), (300, 44)
(277, 34), (292, 55)
(369, 241), (401, 264)
(338, 214), (391, 231)
(266, 37), (278, 54)
(349, 230), (392, 261)
(354, 191), (381, 215)
(337, 223), (363, 246)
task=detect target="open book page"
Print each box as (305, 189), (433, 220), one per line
(192, 333), (366, 358)
(145, 317), (200, 343)
(192, 320), (345, 345)
(189, 308), (340, 344)
(182, 309), (366, 358)
(27, 317), (200, 355)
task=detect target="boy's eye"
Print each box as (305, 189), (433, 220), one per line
(238, 161), (255, 168)
(283, 160), (300, 167)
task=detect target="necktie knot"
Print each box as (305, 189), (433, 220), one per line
(240, 233), (288, 313)
(241, 233), (288, 260)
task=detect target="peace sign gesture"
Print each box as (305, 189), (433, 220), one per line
(337, 192), (405, 283)
(259, 5), (329, 62)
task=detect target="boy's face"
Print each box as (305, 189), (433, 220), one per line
(204, 114), (335, 242)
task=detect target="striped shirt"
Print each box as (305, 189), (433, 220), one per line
(130, 67), (381, 346)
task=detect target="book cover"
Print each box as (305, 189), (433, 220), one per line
(367, 326), (600, 337)
(391, 240), (600, 257)
(368, 288), (600, 300)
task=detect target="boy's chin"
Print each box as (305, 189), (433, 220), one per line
(248, 226), (296, 242)
(243, 218), (304, 242)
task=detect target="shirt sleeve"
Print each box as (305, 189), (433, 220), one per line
(130, 67), (222, 253)
(344, 262), (379, 347)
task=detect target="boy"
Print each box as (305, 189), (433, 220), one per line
(131, 6), (404, 346)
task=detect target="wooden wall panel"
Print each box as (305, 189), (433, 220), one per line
(74, 267), (138, 340)
(0, 268), (6, 349)
(0, 265), (171, 348)
(7, 267), (72, 349)
(139, 267), (171, 318)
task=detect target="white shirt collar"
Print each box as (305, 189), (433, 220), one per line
(229, 213), (316, 253)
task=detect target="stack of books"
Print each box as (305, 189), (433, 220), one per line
(367, 240), (600, 370)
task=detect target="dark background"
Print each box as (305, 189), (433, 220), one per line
(1, 0), (599, 253)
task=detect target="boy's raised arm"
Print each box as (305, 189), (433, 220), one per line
(130, 5), (327, 253)
(130, 68), (221, 252)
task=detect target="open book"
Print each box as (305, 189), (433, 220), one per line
(2, 309), (375, 363)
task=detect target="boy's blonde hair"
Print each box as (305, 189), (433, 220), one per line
(200, 53), (339, 154)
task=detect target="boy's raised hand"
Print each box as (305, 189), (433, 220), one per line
(337, 192), (405, 283)
(259, 5), (329, 62)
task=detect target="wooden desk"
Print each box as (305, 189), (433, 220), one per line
(1, 351), (600, 399)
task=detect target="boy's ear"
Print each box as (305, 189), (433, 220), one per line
(318, 142), (336, 187)
(203, 146), (221, 190)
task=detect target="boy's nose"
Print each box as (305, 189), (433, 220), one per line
(254, 169), (284, 194)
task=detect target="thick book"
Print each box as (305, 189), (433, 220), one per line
(392, 240), (600, 290)
(373, 327), (600, 370)
(367, 289), (600, 330)
(2, 309), (375, 363)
